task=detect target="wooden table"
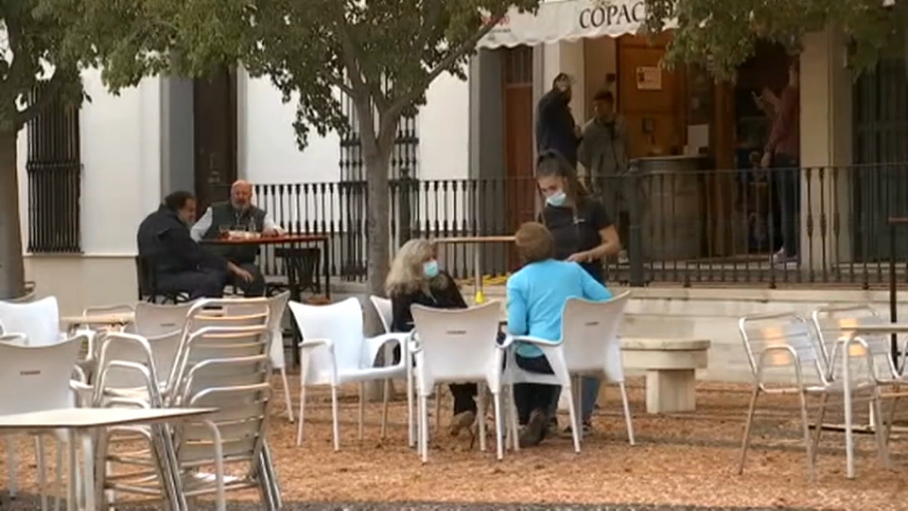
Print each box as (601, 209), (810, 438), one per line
(202, 234), (331, 300)
(434, 236), (515, 303)
(60, 312), (136, 328)
(0, 407), (215, 511)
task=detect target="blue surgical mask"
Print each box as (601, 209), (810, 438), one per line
(546, 190), (567, 207)
(423, 260), (439, 278)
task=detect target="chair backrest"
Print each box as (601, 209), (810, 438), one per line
(275, 247), (321, 293)
(225, 291), (291, 369)
(0, 296), (61, 347)
(95, 330), (183, 392)
(811, 305), (894, 381)
(134, 302), (195, 337)
(288, 297), (365, 381)
(560, 291), (630, 381)
(739, 312), (827, 387)
(410, 301), (502, 387)
(166, 298), (270, 388)
(0, 336), (84, 415)
(169, 325), (272, 399)
(370, 296), (394, 333)
(176, 360), (271, 473)
(135, 255), (156, 299)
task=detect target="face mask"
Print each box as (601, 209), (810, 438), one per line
(423, 260), (439, 279)
(546, 190), (567, 207)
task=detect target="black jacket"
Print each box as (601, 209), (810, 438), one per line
(390, 272), (468, 333)
(536, 88), (580, 165)
(137, 205), (227, 275)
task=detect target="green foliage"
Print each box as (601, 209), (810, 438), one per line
(50, 0), (540, 151)
(0, 0), (87, 132)
(642, 0), (908, 80)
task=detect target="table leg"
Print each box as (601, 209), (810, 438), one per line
(473, 248), (482, 303)
(324, 238), (331, 299)
(67, 435), (77, 511)
(843, 343), (855, 479)
(81, 432), (95, 511)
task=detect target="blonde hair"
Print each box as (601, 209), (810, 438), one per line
(385, 239), (449, 296)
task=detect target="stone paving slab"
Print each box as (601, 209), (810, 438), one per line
(0, 496), (822, 511)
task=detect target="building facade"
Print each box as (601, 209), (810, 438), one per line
(17, 0), (907, 314)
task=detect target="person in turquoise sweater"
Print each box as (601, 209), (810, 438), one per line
(506, 222), (613, 446)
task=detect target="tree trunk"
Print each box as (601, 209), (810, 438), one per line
(0, 128), (24, 300)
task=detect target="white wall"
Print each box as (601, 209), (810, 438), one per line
(419, 72), (470, 180)
(17, 69), (161, 256)
(242, 70), (470, 185)
(241, 72), (341, 185)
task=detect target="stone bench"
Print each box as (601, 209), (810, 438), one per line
(622, 337), (711, 414)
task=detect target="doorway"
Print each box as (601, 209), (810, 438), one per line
(193, 65), (238, 213)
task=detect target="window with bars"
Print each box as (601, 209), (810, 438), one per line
(26, 84), (82, 253)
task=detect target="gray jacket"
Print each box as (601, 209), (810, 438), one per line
(578, 115), (629, 177)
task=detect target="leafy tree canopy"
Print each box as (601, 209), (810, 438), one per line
(642, 0), (908, 79)
(49, 0), (540, 150)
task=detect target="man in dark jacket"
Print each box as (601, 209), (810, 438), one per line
(137, 191), (253, 299)
(189, 180), (280, 296)
(536, 73), (581, 167)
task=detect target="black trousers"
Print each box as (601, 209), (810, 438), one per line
(158, 268), (228, 300)
(513, 354), (558, 425)
(451, 384), (478, 415)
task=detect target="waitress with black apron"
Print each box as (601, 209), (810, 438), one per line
(536, 150), (622, 434)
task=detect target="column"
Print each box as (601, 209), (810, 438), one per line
(798, 26), (853, 269)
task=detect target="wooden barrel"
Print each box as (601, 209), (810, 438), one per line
(636, 156), (706, 262)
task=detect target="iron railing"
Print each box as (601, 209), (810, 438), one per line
(26, 82), (82, 254)
(253, 162), (908, 288)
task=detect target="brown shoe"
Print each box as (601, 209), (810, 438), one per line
(449, 410), (476, 438)
(519, 409), (547, 447)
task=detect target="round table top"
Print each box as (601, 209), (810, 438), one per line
(61, 311), (136, 326)
(621, 337), (711, 351)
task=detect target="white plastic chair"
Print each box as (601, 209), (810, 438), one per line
(560, 292), (635, 445)
(370, 296), (393, 333)
(0, 336), (87, 511)
(288, 297), (409, 450)
(133, 301), (195, 336)
(0, 296), (62, 346)
(226, 292), (294, 422)
(0, 296), (68, 506)
(410, 302), (508, 462)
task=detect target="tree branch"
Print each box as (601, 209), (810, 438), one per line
(15, 70), (69, 131)
(324, 72), (356, 98)
(336, 20), (388, 111)
(383, 10), (504, 129)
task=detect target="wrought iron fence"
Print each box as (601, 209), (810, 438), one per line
(254, 162), (908, 288)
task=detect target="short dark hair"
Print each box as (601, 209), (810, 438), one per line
(514, 222), (554, 264)
(163, 191), (195, 212)
(593, 90), (614, 103)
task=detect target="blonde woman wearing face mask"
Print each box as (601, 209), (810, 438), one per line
(385, 239), (478, 437)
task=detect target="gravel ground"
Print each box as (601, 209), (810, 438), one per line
(2, 378), (907, 510)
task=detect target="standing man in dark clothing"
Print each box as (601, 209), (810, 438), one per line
(190, 180), (281, 296)
(536, 73), (582, 168)
(137, 191), (253, 300)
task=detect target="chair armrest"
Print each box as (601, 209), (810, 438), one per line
(363, 332), (410, 367)
(509, 335), (560, 346)
(830, 335), (878, 382)
(498, 334), (515, 349)
(300, 338), (332, 351)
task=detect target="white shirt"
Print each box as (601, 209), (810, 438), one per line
(190, 206), (283, 241)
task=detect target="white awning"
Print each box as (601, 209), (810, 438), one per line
(478, 0), (668, 49)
